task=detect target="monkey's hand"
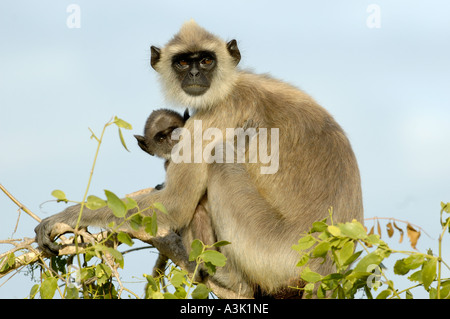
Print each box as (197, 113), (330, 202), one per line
(34, 205), (81, 256)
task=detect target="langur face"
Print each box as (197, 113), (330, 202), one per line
(149, 21), (241, 110)
(171, 51), (217, 96)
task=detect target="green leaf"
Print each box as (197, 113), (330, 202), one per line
(191, 283), (210, 299)
(40, 276), (58, 299)
(174, 286), (187, 299)
(339, 221), (367, 239)
(394, 259), (409, 276)
(304, 283), (315, 296)
(117, 232), (134, 246)
(439, 280), (450, 299)
(7, 252), (15, 268)
(441, 202), (450, 214)
(130, 213), (143, 230)
(408, 270), (422, 283)
(203, 261), (217, 276)
(86, 195), (107, 210)
(312, 242), (330, 258)
(318, 231), (330, 241)
(212, 241), (231, 248)
(143, 214), (158, 236)
(376, 289), (392, 299)
(29, 284), (39, 299)
(84, 249), (96, 262)
(364, 285), (373, 299)
(114, 116), (132, 130)
(321, 273), (344, 282)
(65, 287), (79, 299)
(327, 225), (341, 237)
(118, 127), (130, 152)
(0, 257), (6, 272)
(0, 252), (15, 272)
(96, 263), (112, 286)
(422, 258), (437, 290)
(189, 239), (203, 261)
(153, 202), (168, 214)
(394, 254), (424, 276)
(296, 254), (310, 267)
(429, 287), (437, 299)
(336, 285), (345, 299)
(125, 197), (138, 211)
(161, 293), (177, 299)
(202, 250), (227, 267)
(301, 267), (322, 283)
(105, 247), (124, 268)
(336, 241), (355, 266)
(365, 234), (382, 246)
(144, 274), (158, 292)
(310, 221), (328, 233)
(353, 250), (385, 273)
(151, 291), (164, 299)
(51, 189), (68, 202)
(317, 284), (326, 299)
(343, 250), (363, 267)
(113, 117), (132, 152)
(105, 190), (127, 218)
(170, 270), (186, 288)
(405, 289), (413, 299)
(292, 235), (316, 251)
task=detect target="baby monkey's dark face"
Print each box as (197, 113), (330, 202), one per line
(135, 109), (188, 160)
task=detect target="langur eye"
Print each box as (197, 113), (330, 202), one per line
(155, 135), (166, 143)
(178, 60), (189, 66)
(201, 58), (213, 65)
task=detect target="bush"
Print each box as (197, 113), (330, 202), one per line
(292, 204), (450, 299)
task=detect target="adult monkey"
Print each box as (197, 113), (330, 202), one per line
(35, 20), (363, 298)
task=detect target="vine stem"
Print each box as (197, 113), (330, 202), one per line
(73, 119), (113, 291)
(185, 253), (203, 298)
(437, 212), (450, 299)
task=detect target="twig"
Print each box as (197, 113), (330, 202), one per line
(12, 209), (21, 237)
(0, 184), (41, 222)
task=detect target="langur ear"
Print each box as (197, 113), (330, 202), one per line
(134, 135), (149, 153)
(226, 40), (241, 66)
(150, 46), (161, 70)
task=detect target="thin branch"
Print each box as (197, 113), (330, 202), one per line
(0, 184), (41, 223)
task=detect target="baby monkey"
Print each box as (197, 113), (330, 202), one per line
(134, 108), (190, 189)
(134, 108), (216, 250)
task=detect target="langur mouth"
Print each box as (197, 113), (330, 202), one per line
(183, 84), (209, 96)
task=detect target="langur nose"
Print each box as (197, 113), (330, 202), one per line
(189, 67), (200, 78)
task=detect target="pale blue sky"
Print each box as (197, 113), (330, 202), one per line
(1, 1), (450, 298)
